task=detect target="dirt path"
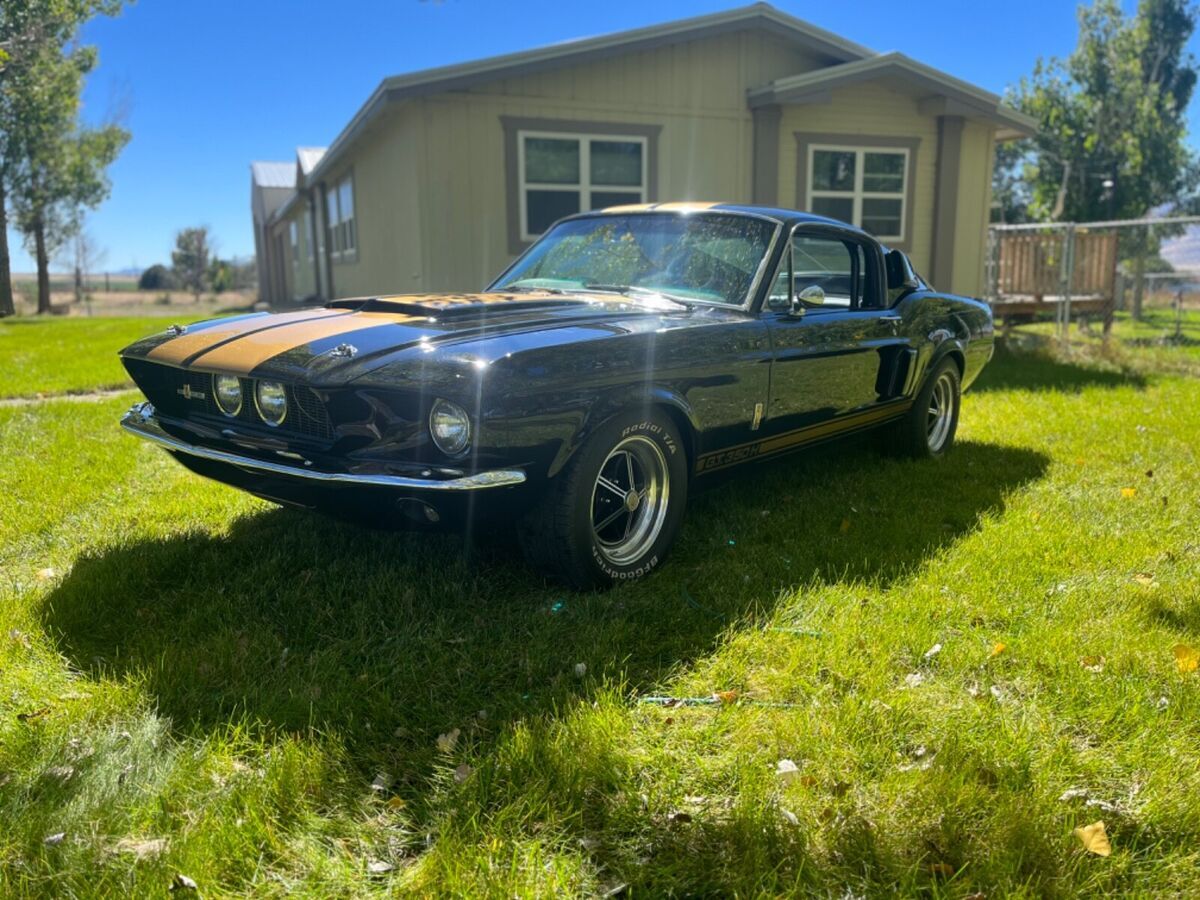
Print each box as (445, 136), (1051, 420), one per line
(0, 387), (136, 408)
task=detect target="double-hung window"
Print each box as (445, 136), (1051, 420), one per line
(288, 221), (299, 266)
(518, 131), (647, 241)
(325, 175), (357, 260)
(807, 146), (908, 242)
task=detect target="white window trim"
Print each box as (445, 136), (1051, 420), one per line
(517, 130), (648, 242)
(326, 174), (357, 262)
(288, 221), (299, 267)
(806, 145), (909, 242)
(303, 210), (314, 262)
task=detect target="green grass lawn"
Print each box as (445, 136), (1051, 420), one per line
(2, 318), (1199, 896)
(0, 317), (167, 398)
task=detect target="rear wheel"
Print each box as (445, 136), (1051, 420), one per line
(889, 357), (961, 458)
(519, 411), (689, 589)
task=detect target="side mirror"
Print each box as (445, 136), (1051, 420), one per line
(791, 284), (825, 316)
(885, 249), (919, 291)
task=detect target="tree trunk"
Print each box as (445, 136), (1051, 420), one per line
(0, 180), (15, 318)
(35, 217), (51, 315)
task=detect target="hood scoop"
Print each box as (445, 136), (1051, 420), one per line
(327, 292), (593, 320)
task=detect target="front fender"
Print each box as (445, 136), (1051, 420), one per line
(544, 384), (700, 478)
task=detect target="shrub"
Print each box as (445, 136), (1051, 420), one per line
(138, 264), (177, 291)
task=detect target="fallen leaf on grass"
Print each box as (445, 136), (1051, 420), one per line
(990, 642), (1007, 658)
(1120, 487), (1137, 498)
(386, 796), (406, 810)
(923, 643), (943, 660)
(367, 860), (394, 875)
(36, 567), (56, 580)
(1173, 644), (1199, 674)
(776, 759), (800, 783)
(436, 728), (460, 753)
(903, 672), (926, 688)
(780, 808), (799, 826)
(370, 772), (392, 792)
(928, 862), (955, 877)
(453, 763), (473, 784)
(666, 810), (692, 824)
(115, 837), (168, 860)
(44, 832), (65, 846)
(839, 518), (851, 534)
(1080, 655), (1106, 673)
(712, 690), (739, 705)
(1132, 572), (1157, 586)
(169, 873), (199, 892)
(1074, 820), (1111, 857)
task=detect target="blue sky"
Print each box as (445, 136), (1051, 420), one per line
(7, 0), (1198, 273)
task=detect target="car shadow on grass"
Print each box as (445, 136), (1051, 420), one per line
(40, 438), (1048, 806)
(972, 336), (1146, 393)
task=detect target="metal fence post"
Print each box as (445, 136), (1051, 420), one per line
(1058, 225), (1076, 344)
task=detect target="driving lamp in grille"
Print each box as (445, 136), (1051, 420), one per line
(213, 374), (242, 416)
(255, 380), (288, 427)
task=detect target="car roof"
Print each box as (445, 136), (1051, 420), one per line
(563, 202), (875, 241)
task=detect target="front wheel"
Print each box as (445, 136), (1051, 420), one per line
(518, 411), (689, 589)
(888, 357), (961, 458)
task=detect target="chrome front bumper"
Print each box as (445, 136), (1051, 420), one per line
(119, 402), (526, 491)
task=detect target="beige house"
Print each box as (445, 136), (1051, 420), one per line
(250, 3), (1033, 306)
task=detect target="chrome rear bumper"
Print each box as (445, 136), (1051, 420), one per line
(119, 402), (526, 491)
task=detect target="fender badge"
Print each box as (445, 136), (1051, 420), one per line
(166, 323), (187, 336)
(329, 342), (358, 359)
(177, 384), (206, 401)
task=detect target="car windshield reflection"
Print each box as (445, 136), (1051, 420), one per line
(494, 212), (778, 307)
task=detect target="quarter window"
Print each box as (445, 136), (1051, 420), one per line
(807, 146), (907, 241)
(518, 131), (647, 240)
(325, 175), (357, 260)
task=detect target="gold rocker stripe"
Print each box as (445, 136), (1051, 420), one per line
(187, 311), (414, 374)
(147, 309), (347, 366)
(695, 400), (911, 474)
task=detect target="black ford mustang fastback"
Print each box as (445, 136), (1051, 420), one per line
(119, 203), (994, 587)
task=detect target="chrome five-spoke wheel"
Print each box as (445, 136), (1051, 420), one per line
(927, 370), (957, 452)
(590, 435), (670, 566)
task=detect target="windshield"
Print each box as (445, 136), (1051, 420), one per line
(492, 212), (779, 307)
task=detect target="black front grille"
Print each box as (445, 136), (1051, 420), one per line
(125, 360), (334, 442)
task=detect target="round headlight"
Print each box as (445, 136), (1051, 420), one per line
(255, 380), (288, 427)
(213, 374), (242, 416)
(430, 399), (471, 455)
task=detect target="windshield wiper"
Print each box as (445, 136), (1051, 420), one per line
(581, 284), (693, 309)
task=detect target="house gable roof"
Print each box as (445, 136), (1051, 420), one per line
(747, 51), (1037, 138)
(250, 161), (296, 190)
(306, 3), (874, 184)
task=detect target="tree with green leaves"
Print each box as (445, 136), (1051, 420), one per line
(172, 226), (213, 301)
(0, 0), (127, 317)
(1000, 0), (1198, 224)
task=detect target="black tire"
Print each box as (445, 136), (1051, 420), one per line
(518, 410), (689, 589)
(889, 357), (961, 459)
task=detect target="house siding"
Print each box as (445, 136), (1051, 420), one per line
(410, 29), (836, 292)
(778, 83), (940, 276)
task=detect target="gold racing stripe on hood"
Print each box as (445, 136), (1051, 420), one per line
(186, 311), (416, 374)
(147, 308), (347, 366)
